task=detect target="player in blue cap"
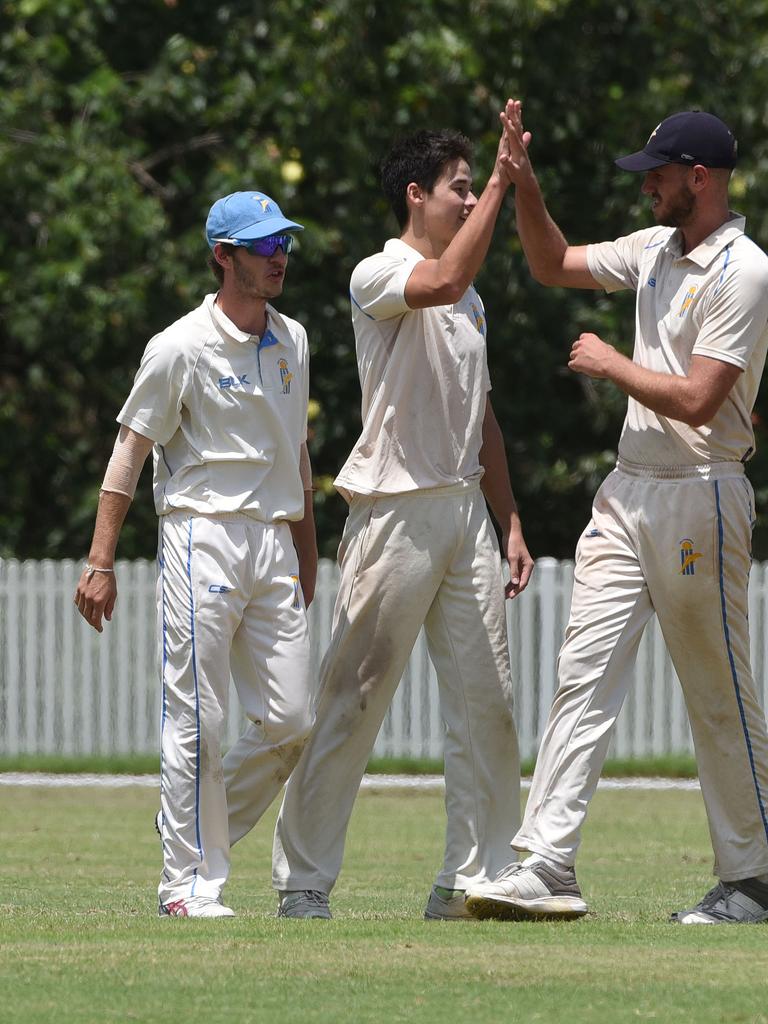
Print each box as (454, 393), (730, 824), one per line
(465, 105), (768, 925)
(75, 191), (317, 917)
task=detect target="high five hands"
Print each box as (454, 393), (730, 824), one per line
(497, 99), (533, 187)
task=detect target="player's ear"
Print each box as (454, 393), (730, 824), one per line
(213, 242), (233, 269)
(406, 181), (424, 209)
(691, 164), (710, 191)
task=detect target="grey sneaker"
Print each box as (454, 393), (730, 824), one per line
(671, 878), (768, 924)
(465, 861), (588, 920)
(424, 886), (474, 921)
(277, 890), (332, 919)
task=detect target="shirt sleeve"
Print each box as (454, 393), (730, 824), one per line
(117, 332), (187, 445)
(350, 253), (416, 321)
(587, 228), (664, 294)
(693, 249), (768, 369)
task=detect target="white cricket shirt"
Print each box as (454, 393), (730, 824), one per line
(334, 238), (490, 498)
(118, 294), (309, 521)
(587, 214), (768, 467)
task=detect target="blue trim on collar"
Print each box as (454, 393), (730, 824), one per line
(259, 328), (280, 349)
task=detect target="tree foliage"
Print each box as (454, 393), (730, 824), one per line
(3, 0), (768, 559)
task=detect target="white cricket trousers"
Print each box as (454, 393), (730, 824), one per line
(272, 483), (521, 893)
(515, 460), (768, 880)
(157, 511), (313, 905)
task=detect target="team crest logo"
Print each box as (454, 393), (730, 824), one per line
(679, 538), (702, 576)
(278, 358), (293, 394)
(678, 285), (698, 317)
(470, 303), (486, 336)
(290, 575), (301, 609)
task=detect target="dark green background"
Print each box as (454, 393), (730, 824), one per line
(4, 0), (768, 560)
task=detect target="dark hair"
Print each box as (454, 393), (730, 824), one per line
(380, 129), (473, 229)
(208, 242), (237, 284)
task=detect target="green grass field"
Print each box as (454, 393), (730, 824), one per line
(1, 783), (767, 1024)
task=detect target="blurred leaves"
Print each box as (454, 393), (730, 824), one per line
(3, 0), (768, 558)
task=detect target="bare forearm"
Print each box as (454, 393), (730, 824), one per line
(499, 101), (598, 289)
(437, 176), (509, 298)
(289, 503), (317, 562)
(607, 354), (690, 417)
(479, 401), (534, 597)
(607, 358), (718, 425)
(88, 491), (133, 567)
(514, 177), (570, 285)
(480, 446), (519, 535)
(75, 490), (131, 632)
(569, 335), (742, 427)
(479, 403), (520, 534)
(290, 490), (318, 605)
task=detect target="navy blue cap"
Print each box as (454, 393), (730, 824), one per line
(615, 112), (738, 172)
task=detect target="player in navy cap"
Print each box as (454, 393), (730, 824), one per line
(614, 111), (738, 172)
(465, 103), (768, 926)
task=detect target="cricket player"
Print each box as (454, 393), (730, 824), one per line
(272, 114), (534, 920)
(466, 105), (768, 925)
(74, 191), (316, 918)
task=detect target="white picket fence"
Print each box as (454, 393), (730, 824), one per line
(1, 556), (768, 762)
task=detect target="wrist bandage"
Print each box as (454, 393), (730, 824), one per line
(101, 428), (153, 498)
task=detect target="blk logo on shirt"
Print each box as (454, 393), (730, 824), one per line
(218, 374), (250, 389)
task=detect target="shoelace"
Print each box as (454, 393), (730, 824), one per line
(497, 862), (528, 880)
(696, 882), (731, 911)
(301, 890), (329, 905)
(690, 881), (743, 921)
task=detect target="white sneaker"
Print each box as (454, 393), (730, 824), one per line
(158, 896), (235, 918)
(277, 890), (332, 919)
(465, 861), (588, 920)
(671, 879), (768, 924)
(424, 886), (474, 920)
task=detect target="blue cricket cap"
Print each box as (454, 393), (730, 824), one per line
(205, 191), (304, 249)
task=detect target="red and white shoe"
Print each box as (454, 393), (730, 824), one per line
(158, 896), (235, 918)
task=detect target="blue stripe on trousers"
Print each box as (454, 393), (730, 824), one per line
(714, 480), (768, 846)
(159, 522), (170, 880)
(185, 517), (204, 886)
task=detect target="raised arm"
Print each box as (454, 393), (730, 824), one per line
(74, 425), (154, 632)
(500, 100), (602, 290)
(403, 108), (518, 308)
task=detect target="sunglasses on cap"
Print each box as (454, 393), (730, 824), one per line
(236, 234), (295, 257)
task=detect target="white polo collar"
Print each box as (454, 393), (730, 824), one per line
(207, 294), (286, 348)
(669, 213), (746, 269)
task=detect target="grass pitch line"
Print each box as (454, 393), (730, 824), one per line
(0, 772), (701, 790)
